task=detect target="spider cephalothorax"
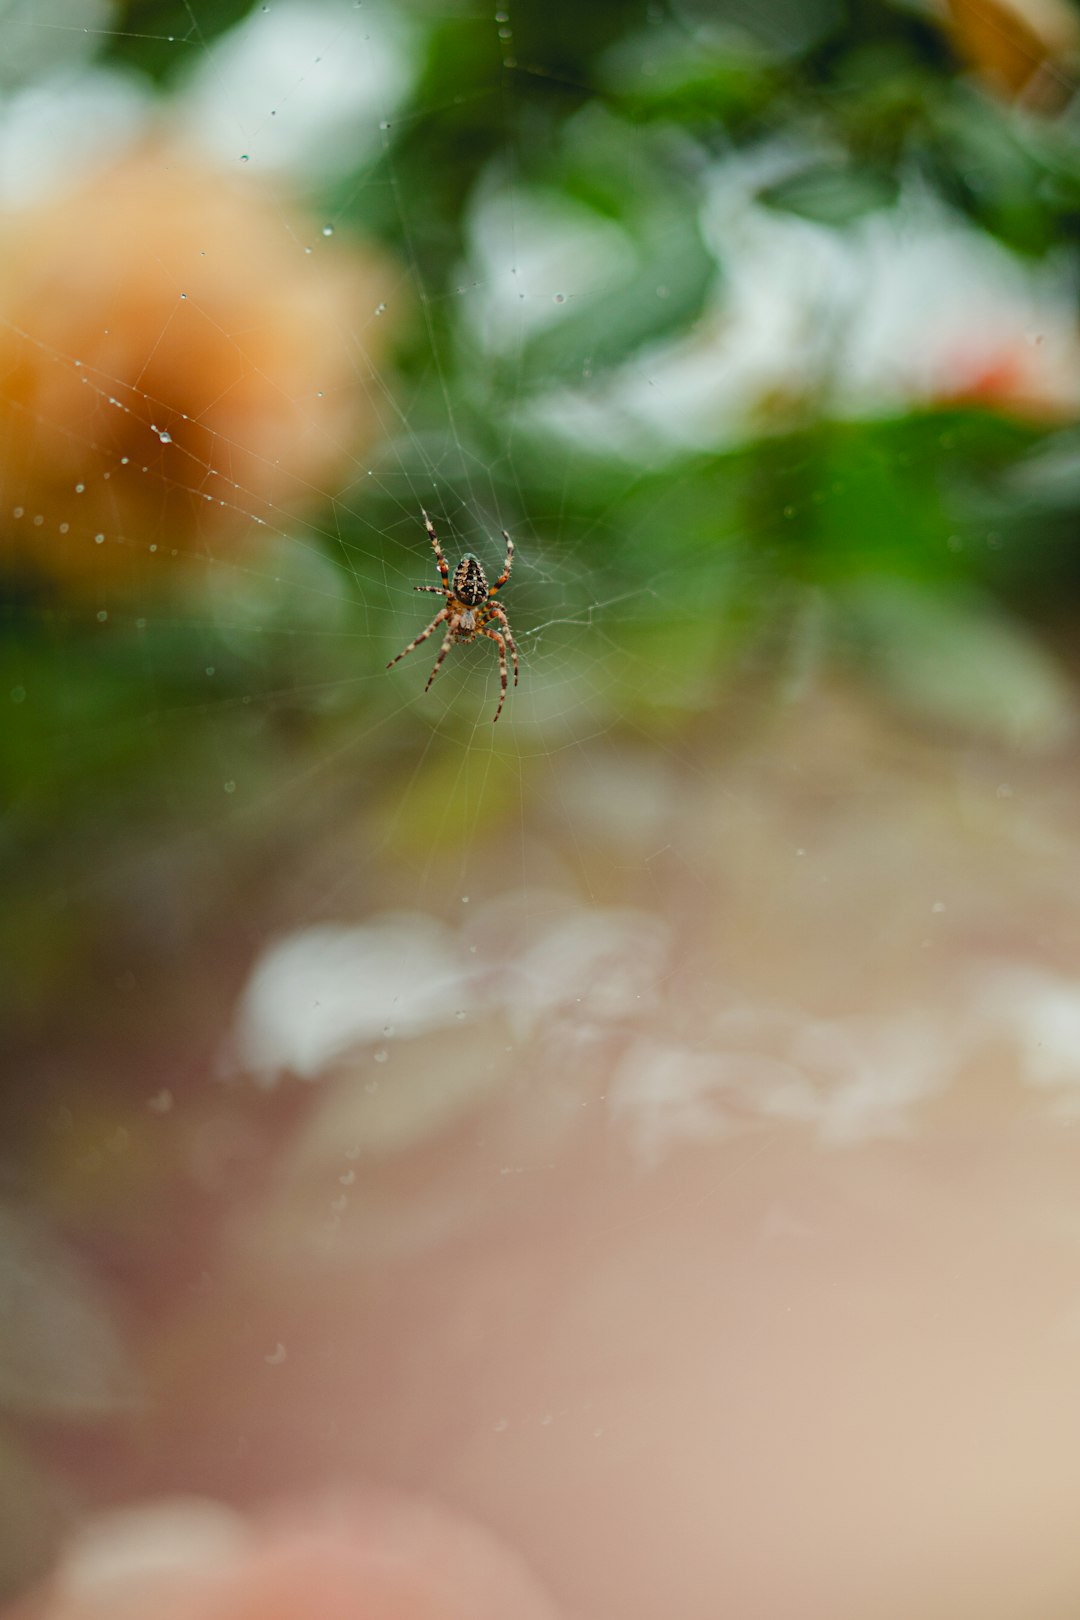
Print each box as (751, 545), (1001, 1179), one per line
(386, 510), (520, 722)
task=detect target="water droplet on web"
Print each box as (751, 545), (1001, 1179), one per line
(783, 505), (796, 518)
(223, 780), (236, 794)
(322, 224), (334, 237)
(96, 610), (108, 622)
(379, 120), (391, 130)
(382, 1023), (395, 1037)
(74, 484), (84, 493)
(12, 506), (22, 518)
(461, 895), (470, 903)
(239, 153), (250, 163)
(59, 522), (68, 533)
(374, 302), (386, 315)
(498, 25), (512, 38)
(364, 1078), (379, 1094)
(553, 292), (565, 303)
(373, 1049), (388, 1064)
(455, 1010), (466, 1021)
(158, 430), (172, 444)
(94, 533), (104, 544)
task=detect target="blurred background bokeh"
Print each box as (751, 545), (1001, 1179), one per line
(8, 1), (1080, 1615)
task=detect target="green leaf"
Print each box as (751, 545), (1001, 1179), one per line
(759, 162), (900, 225)
(101, 0), (257, 85)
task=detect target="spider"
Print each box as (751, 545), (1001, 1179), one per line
(387, 509), (519, 722)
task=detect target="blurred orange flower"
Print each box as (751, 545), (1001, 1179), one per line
(0, 143), (395, 594)
(5, 1492), (563, 1620)
(943, 0), (1080, 108)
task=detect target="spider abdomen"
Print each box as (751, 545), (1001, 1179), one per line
(453, 553), (488, 606)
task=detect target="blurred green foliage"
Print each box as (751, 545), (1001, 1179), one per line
(5, 0), (1080, 1029)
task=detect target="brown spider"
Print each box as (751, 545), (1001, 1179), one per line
(387, 509), (519, 722)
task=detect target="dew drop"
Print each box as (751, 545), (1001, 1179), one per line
(239, 153), (250, 163)
(94, 533), (105, 544)
(373, 1049), (388, 1064)
(553, 292), (565, 303)
(322, 223), (334, 237)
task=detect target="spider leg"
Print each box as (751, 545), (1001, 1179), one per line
(488, 531), (514, 595)
(421, 508), (451, 592)
(414, 585), (448, 595)
(425, 628), (456, 693)
(486, 603), (519, 687)
(481, 628), (510, 722)
(386, 605), (448, 670)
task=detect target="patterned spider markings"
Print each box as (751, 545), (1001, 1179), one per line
(387, 509), (520, 722)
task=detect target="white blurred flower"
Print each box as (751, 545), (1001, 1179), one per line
(610, 1008), (951, 1167)
(516, 144), (1080, 462)
(227, 914), (474, 1087)
(464, 181), (637, 349)
(0, 64), (151, 207)
(180, 0), (416, 179)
